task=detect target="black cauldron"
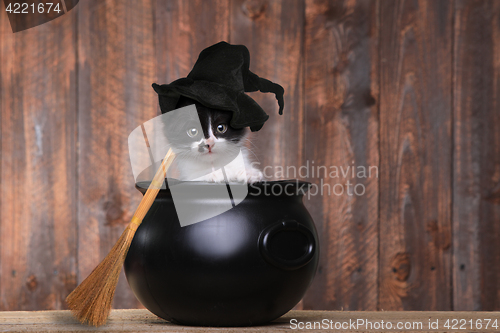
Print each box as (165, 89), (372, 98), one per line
(124, 180), (319, 327)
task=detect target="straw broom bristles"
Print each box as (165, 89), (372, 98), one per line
(66, 149), (175, 326)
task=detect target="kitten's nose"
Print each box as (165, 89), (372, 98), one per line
(199, 138), (215, 153)
(206, 137), (215, 146)
(205, 138), (215, 152)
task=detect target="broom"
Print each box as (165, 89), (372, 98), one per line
(66, 148), (175, 326)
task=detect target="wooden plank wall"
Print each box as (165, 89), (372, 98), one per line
(0, 3), (78, 310)
(379, 0), (453, 310)
(453, 0), (500, 311)
(303, 0), (379, 310)
(0, 0), (499, 312)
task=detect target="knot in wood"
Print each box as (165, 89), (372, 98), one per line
(391, 252), (411, 282)
(242, 0), (267, 20)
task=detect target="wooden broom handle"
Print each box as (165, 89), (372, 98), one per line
(128, 148), (175, 230)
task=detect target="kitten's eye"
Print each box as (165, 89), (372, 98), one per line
(217, 124), (227, 134)
(187, 128), (198, 138)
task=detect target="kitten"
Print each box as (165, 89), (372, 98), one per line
(164, 96), (264, 183)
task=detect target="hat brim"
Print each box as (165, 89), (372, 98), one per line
(153, 80), (269, 132)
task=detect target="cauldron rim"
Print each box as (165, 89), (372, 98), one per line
(135, 179), (312, 196)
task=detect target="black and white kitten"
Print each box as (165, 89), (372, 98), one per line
(165, 96), (264, 183)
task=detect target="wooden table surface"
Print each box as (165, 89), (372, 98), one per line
(1, 310), (500, 332)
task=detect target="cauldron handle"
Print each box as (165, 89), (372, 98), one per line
(258, 220), (316, 271)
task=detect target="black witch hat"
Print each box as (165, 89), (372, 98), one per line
(152, 41), (284, 132)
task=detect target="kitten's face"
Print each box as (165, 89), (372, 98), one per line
(165, 97), (247, 163)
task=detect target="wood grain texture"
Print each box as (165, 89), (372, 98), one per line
(155, 0), (230, 90)
(76, 0), (157, 309)
(453, 0), (500, 311)
(304, 0), (379, 310)
(0, 8), (78, 309)
(379, 0), (453, 310)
